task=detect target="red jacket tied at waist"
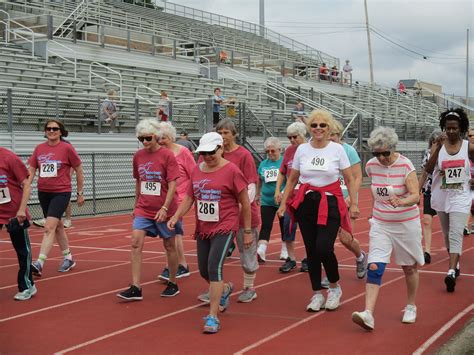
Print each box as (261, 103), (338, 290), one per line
(286, 180), (352, 234)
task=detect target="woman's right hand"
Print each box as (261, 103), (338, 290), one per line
(167, 216), (177, 230)
(274, 192), (282, 205)
(277, 205), (286, 218)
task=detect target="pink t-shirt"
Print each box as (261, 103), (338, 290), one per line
(187, 162), (248, 239)
(0, 148), (31, 224)
(224, 146), (260, 228)
(133, 147), (179, 219)
(280, 144), (297, 176)
(175, 146), (196, 204)
(28, 141), (82, 193)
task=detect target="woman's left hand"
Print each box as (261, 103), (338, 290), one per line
(77, 195), (85, 207)
(389, 196), (403, 208)
(349, 204), (359, 219)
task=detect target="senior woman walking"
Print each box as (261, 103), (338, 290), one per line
(277, 110), (359, 312)
(352, 127), (424, 331)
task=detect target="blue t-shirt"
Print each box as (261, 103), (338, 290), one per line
(340, 142), (361, 199)
(258, 157), (284, 207)
(212, 95), (224, 113)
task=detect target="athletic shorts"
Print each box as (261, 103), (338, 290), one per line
(423, 192), (437, 216)
(132, 217), (183, 239)
(368, 218), (424, 266)
(38, 191), (71, 219)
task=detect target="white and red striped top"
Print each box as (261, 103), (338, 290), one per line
(365, 154), (419, 223)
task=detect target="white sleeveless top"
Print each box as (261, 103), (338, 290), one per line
(431, 140), (471, 213)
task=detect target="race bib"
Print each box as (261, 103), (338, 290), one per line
(264, 168), (278, 183)
(444, 167), (465, 184)
(141, 181), (161, 196)
(339, 176), (347, 189)
(0, 187), (11, 204)
(197, 200), (219, 222)
(40, 162), (57, 178)
(308, 156), (328, 171)
(371, 185), (394, 201)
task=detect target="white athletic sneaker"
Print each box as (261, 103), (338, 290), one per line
(325, 285), (342, 310)
(14, 285), (37, 301)
(402, 304), (417, 324)
(306, 293), (325, 312)
(33, 218), (45, 228)
(257, 244), (266, 263)
(63, 219), (72, 228)
(279, 242), (288, 260)
(352, 310), (374, 330)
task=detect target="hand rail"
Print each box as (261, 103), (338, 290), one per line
(257, 85), (286, 111)
(54, 0), (87, 38)
(223, 67), (249, 97)
(260, 82), (287, 109)
(197, 55), (210, 78)
(421, 86), (473, 112)
(0, 10), (10, 43)
(48, 40), (77, 79)
(341, 112), (359, 137)
(89, 62), (123, 102)
(1, 18), (35, 58)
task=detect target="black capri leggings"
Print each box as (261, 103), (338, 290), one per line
(296, 192), (340, 291)
(197, 232), (234, 282)
(38, 191), (71, 219)
(258, 205), (285, 242)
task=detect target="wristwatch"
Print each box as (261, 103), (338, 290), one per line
(77, 191), (84, 196)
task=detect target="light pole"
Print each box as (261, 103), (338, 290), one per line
(364, 0), (374, 86)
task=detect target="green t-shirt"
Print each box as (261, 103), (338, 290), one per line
(340, 142), (361, 199)
(258, 157), (284, 207)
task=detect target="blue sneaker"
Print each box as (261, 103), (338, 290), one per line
(58, 259), (76, 273)
(158, 267), (170, 281)
(32, 261), (42, 277)
(203, 315), (220, 334)
(219, 282), (233, 312)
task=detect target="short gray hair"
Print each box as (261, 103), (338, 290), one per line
(135, 118), (161, 137)
(428, 129), (442, 148)
(264, 137), (282, 149)
(367, 126), (398, 150)
(159, 121), (177, 141)
(287, 122), (307, 138)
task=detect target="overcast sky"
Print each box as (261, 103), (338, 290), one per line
(166, 0), (473, 98)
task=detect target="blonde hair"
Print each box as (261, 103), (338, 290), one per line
(331, 120), (344, 136)
(158, 121), (177, 141)
(306, 110), (336, 133)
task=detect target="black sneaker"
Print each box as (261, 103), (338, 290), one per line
(463, 227), (469, 236)
(117, 285), (143, 301)
(176, 264), (190, 278)
(279, 258), (296, 273)
(226, 241), (236, 258)
(455, 267), (460, 278)
(424, 252), (431, 264)
(161, 281), (180, 297)
(300, 258), (309, 272)
(444, 274), (456, 293)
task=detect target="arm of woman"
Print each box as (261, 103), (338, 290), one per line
(255, 178), (261, 206)
(424, 140), (442, 174)
(274, 173), (285, 204)
(168, 194), (194, 229)
(155, 180), (177, 222)
(26, 165), (36, 186)
(342, 167), (360, 219)
(276, 169), (299, 218)
(390, 171), (420, 207)
(237, 188), (252, 249)
(16, 178), (31, 224)
(74, 164), (85, 207)
(418, 170), (428, 193)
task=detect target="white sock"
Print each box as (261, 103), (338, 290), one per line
(356, 253), (365, 262)
(281, 242), (287, 252)
(447, 268), (455, 276)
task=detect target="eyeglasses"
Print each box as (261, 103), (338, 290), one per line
(265, 149), (277, 154)
(469, 135), (474, 137)
(310, 123), (328, 129)
(287, 135), (298, 140)
(372, 151), (391, 157)
(138, 136), (153, 142)
(199, 147), (219, 156)
(46, 127), (60, 132)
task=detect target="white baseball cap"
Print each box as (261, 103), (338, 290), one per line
(195, 132), (223, 153)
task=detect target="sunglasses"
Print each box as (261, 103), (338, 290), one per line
(199, 147), (219, 156)
(287, 135), (298, 140)
(469, 135), (474, 137)
(138, 136), (153, 142)
(45, 127), (60, 132)
(310, 123), (328, 129)
(265, 149), (277, 154)
(372, 151), (391, 157)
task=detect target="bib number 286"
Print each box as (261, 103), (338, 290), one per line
(197, 200), (219, 222)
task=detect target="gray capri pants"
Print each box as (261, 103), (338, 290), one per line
(236, 227), (259, 274)
(197, 232), (234, 282)
(437, 211), (467, 255)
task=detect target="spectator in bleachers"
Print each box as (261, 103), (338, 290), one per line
(291, 100), (307, 124)
(101, 89), (118, 133)
(157, 122), (195, 281)
(319, 63), (329, 80)
(29, 120), (84, 277)
(343, 60), (353, 85)
(219, 50), (230, 64)
(331, 66), (339, 82)
(397, 81), (407, 95)
(156, 91), (170, 122)
(226, 97), (238, 118)
(212, 88), (225, 126)
(176, 131), (194, 152)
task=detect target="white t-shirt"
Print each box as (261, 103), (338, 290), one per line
(292, 141), (350, 187)
(431, 140), (471, 213)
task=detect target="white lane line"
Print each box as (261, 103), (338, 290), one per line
(412, 303), (474, 355)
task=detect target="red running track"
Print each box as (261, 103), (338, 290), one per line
(0, 189), (473, 354)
